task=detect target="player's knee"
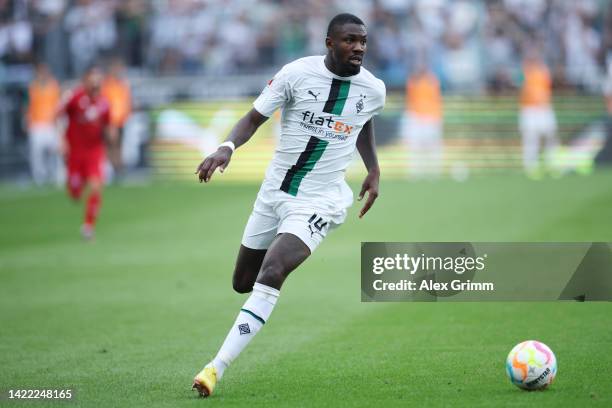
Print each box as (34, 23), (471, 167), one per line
(67, 175), (83, 200)
(89, 180), (102, 194)
(258, 259), (286, 286)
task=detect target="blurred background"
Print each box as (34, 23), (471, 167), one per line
(1, 0), (612, 183)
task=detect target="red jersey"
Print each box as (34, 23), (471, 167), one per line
(63, 87), (111, 151)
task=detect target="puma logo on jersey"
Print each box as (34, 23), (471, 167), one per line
(308, 90), (321, 101)
(301, 111), (353, 134)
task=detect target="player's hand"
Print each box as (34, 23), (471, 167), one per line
(357, 169), (379, 218)
(195, 147), (233, 183)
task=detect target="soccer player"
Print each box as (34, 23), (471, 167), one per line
(519, 46), (558, 178)
(192, 13), (385, 397)
(404, 62), (443, 178)
(58, 65), (116, 240)
(27, 62), (62, 186)
(101, 57), (132, 178)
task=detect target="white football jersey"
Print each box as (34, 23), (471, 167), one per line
(253, 55), (386, 211)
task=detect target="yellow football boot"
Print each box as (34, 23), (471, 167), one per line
(192, 366), (217, 398)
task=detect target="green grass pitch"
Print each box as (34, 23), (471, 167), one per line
(1, 172), (612, 407)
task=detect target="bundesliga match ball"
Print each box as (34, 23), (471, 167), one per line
(506, 340), (557, 390)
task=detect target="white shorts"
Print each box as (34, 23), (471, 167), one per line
(520, 106), (557, 135)
(241, 183), (349, 253)
(404, 113), (442, 144)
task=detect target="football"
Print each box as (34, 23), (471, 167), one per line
(506, 340), (557, 390)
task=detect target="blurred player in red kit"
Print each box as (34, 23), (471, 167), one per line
(58, 65), (117, 240)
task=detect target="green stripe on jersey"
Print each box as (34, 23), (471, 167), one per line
(280, 136), (329, 196)
(331, 80), (351, 115)
(323, 78), (351, 115)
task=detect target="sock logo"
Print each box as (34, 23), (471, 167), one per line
(238, 323), (251, 335)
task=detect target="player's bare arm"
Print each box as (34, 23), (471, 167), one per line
(55, 90), (72, 159)
(105, 125), (121, 171)
(196, 108), (268, 183)
(106, 125), (119, 144)
(356, 118), (380, 218)
(105, 125), (119, 152)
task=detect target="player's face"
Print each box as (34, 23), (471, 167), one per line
(83, 69), (103, 95)
(327, 23), (367, 76)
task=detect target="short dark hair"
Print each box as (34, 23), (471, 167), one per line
(326, 13), (365, 37)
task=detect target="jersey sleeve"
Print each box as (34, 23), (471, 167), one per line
(372, 79), (386, 116)
(253, 65), (294, 117)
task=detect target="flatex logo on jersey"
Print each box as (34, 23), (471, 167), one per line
(297, 78), (358, 141)
(299, 111), (354, 141)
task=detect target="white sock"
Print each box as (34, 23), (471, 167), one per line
(208, 282), (279, 379)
